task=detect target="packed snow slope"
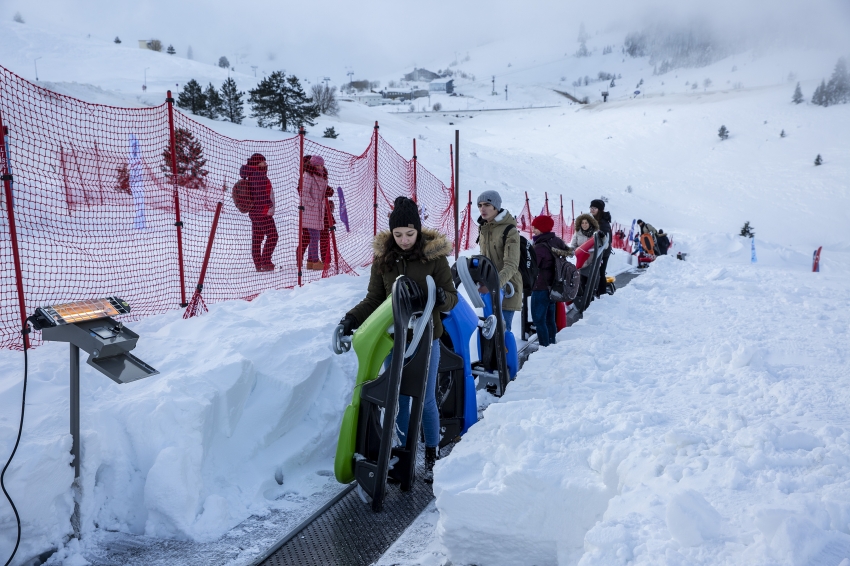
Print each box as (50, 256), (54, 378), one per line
(435, 240), (850, 566)
(0, 13), (849, 566)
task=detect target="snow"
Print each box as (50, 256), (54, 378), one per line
(435, 249), (850, 565)
(1, 7), (850, 566)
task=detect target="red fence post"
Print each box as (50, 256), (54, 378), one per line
(455, 130), (460, 255)
(466, 189), (472, 249)
(373, 121), (379, 236)
(183, 201), (223, 318)
(412, 138), (418, 202)
(297, 126), (306, 286)
(559, 194), (565, 240)
(0, 121), (29, 349)
(166, 91), (188, 307)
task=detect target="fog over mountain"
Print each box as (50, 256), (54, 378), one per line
(4, 0), (848, 80)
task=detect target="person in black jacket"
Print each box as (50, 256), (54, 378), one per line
(656, 230), (671, 255)
(530, 215), (569, 347)
(590, 199), (612, 297)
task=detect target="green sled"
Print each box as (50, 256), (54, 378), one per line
(334, 297), (395, 484)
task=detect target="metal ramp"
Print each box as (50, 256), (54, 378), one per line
(253, 466), (434, 566)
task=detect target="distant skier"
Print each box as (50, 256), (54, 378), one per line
(530, 215), (569, 347)
(590, 199), (612, 298)
(476, 190), (523, 332)
(241, 153), (277, 271)
(570, 213), (599, 292)
(656, 229), (670, 255)
(338, 197), (458, 483)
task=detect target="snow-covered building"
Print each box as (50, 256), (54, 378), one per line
(351, 92), (384, 106)
(429, 79), (454, 94)
(404, 68), (440, 82)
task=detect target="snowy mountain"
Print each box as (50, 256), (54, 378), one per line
(1, 4), (850, 565)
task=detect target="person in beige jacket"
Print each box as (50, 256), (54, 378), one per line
(475, 190), (523, 332)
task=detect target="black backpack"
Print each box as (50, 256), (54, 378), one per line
(501, 225), (538, 292)
(543, 244), (581, 302)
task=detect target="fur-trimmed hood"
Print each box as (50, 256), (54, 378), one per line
(574, 213), (599, 232)
(372, 227), (453, 261)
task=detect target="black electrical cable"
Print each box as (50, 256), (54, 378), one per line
(1, 334), (27, 566)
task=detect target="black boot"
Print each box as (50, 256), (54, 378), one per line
(423, 447), (438, 484)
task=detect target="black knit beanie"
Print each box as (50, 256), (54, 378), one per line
(389, 196), (421, 232)
(590, 199), (606, 211)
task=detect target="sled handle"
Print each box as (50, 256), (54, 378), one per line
(503, 281), (515, 299)
(456, 257), (485, 309)
(332, 324), (352, 355)
(404, 275), (436, 359)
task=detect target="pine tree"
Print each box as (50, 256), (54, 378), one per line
(219, 78), (245, 124)
(167, 44), (176, 55)
(323, 126), (339, 138)
(187, 46), (193, 60)
(792, 82), (804, 104)
(248, 72), (319, 131)
(739, 221), (754, 238)
(116, 163), (130, 193)
(718, 125), (729, 140)
(161, 128), (209, 189)
(176, 79), (207, 115)
(815, 154), (823, 166)
(218, 56), (230, 69)
(114, 36), (122, 44)
(826, 57), (849, 105)
(812, 81), (823, 106)
(780, 129), (786, 138)
(13, 12), (24, 23)
(204, 83), (223, 119)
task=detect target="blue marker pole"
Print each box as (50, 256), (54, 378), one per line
(750, 238), (757, 264)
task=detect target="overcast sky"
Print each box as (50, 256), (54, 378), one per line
(5, 0), (849, 81)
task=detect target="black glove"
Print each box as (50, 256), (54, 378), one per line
(435, 287), (447, 307)
(339, 314), (356, 336)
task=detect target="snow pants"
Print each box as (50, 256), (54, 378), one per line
(250, 215), (278, 268)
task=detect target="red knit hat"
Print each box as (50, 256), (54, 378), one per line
(531, 215), (554, 233)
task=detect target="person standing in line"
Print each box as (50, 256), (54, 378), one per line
(656, 229), (671, 255)
(570, 213), (600, 292)
(242, 153), (277, 272)
(299, 155), (330, 271)
(590, 199), (612, 298)
(530, 215), (569, 347)
(476, 190), (523, 332)
(338, 197), (458, 483)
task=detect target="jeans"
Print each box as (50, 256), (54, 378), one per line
(502, 310), (515, 333)
(530, 290), (557, 347)
(306, 228), (321, 262)
(384, 338), (441, 448)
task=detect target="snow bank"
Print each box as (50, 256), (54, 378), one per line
(0, 275), (367, 563)
(435, 247), (850, 565)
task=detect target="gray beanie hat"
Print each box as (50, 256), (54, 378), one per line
(477, 190), (502, 210)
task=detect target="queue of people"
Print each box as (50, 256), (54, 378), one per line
(635, 219), (671, 257)
(330, 189), (622, 481)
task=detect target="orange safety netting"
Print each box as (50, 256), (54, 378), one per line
(0, 65), (462, 349)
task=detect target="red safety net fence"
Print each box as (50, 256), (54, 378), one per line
(0, 65), (461, 350)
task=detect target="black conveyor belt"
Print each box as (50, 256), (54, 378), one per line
(255, 468), (434, 566)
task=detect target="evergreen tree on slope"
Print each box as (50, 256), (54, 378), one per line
(792, 82), (803, 104)
(248, 72), (319, 131)
(220, 78), (245, 124)
(177, 79), (207, 115)
(204, 83), (224, 119)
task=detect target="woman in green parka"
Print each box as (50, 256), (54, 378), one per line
(338, 196), (458, 482)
